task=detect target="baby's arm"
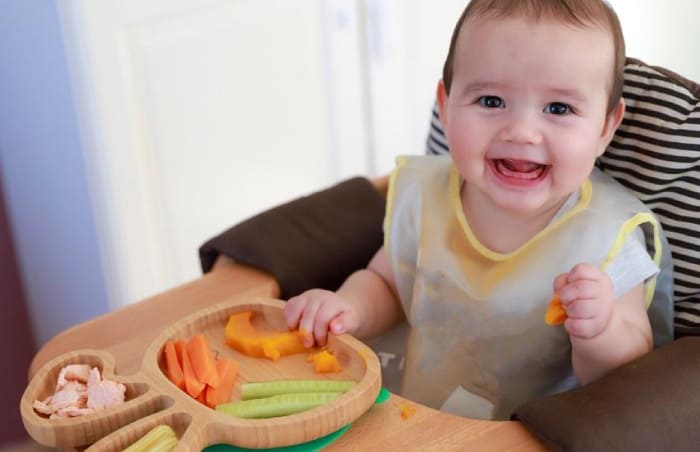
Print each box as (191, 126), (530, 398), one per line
(555, 263), (652, 385)
(284, 246), (403, 347)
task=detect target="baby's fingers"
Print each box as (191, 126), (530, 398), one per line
(563, 298), (599, 319)
(284, 295), (309, 330)
(553, 273), (569, 293)
(330, 310), (358, 336)
(565, 263), (604, 283)
(565, 316), (607, 339)
(297, 298), (322, 348)
(559, 279), (600, 307)
(313, 303), (348, 347)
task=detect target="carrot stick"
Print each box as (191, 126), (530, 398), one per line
(181, 343), (205, 398)
(174, 340), (187, 368)
(196, 388), (208, 405)
(205, 357), (239, 408)
(163, 340), (186, 390)
(186, 334), (220, 388)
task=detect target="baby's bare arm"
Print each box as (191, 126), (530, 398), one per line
(339, 246), (403, 339)
(285, 246), (402, 346)
(569, 283), (652, 384)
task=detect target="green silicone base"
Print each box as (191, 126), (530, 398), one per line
(204, 388), (390, 452)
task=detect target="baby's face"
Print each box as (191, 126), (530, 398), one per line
(439, 16), (620, 217)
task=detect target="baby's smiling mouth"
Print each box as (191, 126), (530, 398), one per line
(491, 158), (548, 180)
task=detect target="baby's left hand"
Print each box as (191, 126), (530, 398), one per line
(553, 263), (615, 340)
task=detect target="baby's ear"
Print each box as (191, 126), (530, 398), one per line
(598, 99), (625, 156)
(436, 80), (449, 130)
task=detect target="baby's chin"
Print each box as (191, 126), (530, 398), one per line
(483, 184), (567, 218)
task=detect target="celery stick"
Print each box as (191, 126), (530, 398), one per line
(149, 436), (178, 452)
(122, 425), (176, 452)
(241, 379), (355, 400)
(217, 392), (342, 418)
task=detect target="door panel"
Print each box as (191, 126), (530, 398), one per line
(58, 0), (368, 307)
(126, 2), (334, 287)
(364, 0), (467, 173)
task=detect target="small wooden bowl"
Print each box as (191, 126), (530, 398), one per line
(20, 297), (382, 450)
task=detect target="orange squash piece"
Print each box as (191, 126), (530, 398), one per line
(545, 293), (567, 325)
(163, 340), (186, 390)
(307, 349), (342, 373)
(225, 311), (306, 360)
(205, 357), (239, 408)
(400, 404), (417, 419)
(180, 344), (206, 398)
(187, 334), (220, 388)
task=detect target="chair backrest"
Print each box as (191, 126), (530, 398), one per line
(425, 58), (700, 336)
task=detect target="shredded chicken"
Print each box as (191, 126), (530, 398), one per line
(86, 367), (126, 410)
(55, 406), (96, 418)
(33, 365), (126, 419)
(56, 364), (91, 389)
(32, 400), (53, 416)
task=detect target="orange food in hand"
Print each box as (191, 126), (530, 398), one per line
(544, 293), (567, 325)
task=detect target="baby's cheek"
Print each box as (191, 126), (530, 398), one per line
(550, 164), (588, 193)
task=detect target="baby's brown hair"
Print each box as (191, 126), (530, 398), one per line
(442, 0), (625, 114)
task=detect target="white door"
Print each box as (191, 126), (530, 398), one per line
(363, 0), (467, 174)
(58, 0), (371, 308)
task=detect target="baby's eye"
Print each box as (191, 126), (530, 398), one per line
(479, 96), (505, 109)
(544, 102), (572, 115)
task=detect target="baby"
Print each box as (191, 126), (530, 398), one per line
(285, 0), (673, 420)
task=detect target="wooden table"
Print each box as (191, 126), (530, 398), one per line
(28, 264), (547, 451)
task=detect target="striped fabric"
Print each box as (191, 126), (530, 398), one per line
(425, 60), (700, 335)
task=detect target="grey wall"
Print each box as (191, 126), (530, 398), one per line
(0, 0), (110, 347)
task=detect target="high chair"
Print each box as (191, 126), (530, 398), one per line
(200, 58), (700, 451)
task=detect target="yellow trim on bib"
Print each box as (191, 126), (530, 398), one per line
(383, 156), (408, 252)
(600, 213), (662, 307)
(449, 165), (593, 261)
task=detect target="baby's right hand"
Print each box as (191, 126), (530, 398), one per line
(284, 289), (359, 348)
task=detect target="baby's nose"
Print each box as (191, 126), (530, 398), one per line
(499, 113), (543, 145)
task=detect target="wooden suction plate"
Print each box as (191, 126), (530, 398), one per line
(20, 297), (382, 450)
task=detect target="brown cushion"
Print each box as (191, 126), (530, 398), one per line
(198, 177), (385, 299)
(514, 337), (700, 452)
